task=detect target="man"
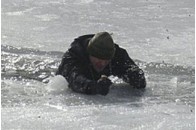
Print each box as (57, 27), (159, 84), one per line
(56, 32), (146, 96)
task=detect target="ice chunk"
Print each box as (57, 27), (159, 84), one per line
(46, 75), (68, 93)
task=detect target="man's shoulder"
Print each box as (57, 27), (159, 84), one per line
(70, 34), (94, 47)
(69, 34), (93, 48)
(74, 34), (94, 41)
(114, 44), (126, 53)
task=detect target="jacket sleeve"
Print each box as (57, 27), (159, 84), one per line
(116, 49), (146, 89)
(56, 51), (98, 95)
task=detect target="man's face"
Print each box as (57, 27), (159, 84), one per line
(89, 56), (110, 72)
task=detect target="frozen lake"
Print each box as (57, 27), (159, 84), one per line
(1, 0), (195, 129)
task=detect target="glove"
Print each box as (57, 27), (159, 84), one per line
(96, 75), (112, 96)
(128, 70), (146, 89)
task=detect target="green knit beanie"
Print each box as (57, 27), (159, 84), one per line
(87, 32), (116, 60)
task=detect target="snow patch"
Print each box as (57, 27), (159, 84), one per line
(46, 75), (68, 93)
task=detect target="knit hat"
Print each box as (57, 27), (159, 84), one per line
(87, 32), (116, 60)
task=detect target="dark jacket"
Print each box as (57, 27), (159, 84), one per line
(56, 34), (146, 95)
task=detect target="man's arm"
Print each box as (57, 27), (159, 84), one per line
(56, 51), (111, 95)
(56, 51), (95, 94)
(117, 49), (146, 89)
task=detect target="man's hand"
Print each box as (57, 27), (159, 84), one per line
(96, 75), (112, 96)
(128, 70), (146, 89)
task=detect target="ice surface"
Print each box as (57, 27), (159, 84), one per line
(1, 74), (195, 130)
(1, 0), (195, 129)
